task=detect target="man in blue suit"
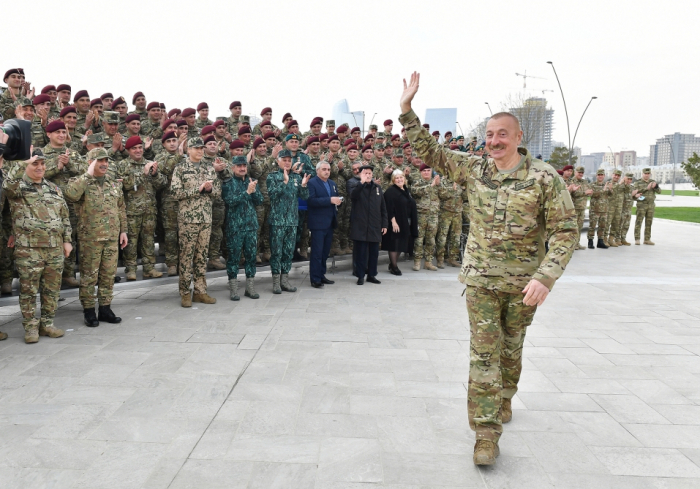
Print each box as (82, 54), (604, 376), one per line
(307, 161), (342, 288)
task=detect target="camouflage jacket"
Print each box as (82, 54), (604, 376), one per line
(633, 178), (661, 205)
(621, 182), (634, 210)
(62, 173), (127, 241)
(31, 116), (49, 148)
(609, 181), (626, 208)
(438, 178), (464, 214)
(226, 115), (240, 136)
(170, 157), (222, 224)
(75, 111), (101, 135)
(330, 157), (352, 196)
(568, 176), (590, 210)
(400, 108), (577, 292)
(42, 144), (87, 191)
(187, 125), (199, 139)
(0, 88), (20, 120)
(253, 122), (279, 137)
(121, 157), (168, 215)
(248, 154), (274, 204)
(266, 169), (309, 227)
(289, 151), (316, 178)
(3, 168), (72, 247)
(140, 118), (163, 139)
(221, 174), (263, 232)
(195, 117), (214, 132)
(589, 181), (612, 212)
(411, 177), (440, 213)
(155, 150), (184, 203)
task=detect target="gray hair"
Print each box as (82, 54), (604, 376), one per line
(391, 169), (405, 183)
(316, 161), (331, 172)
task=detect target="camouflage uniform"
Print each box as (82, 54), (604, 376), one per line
(3, 163), (72, 336)
(605, 173), (625, 244)
(222, 172), (263, 278)
(330, 157), (353, 253)
(203, 155), (226, 264)
(63, 168), (127, 309)
(568, 174), (590, 240)
(620, 175), (635, 243)
(587, 178), (612, 240)
(140, 117), (163, 140)
(411, 177), (440, 263)
(195, 117), (214, 132)
(401, 109), (577, 444)
(633, 174), (661, 242)
(289, 151), (315, 254)
(248, 154), (274, 257)
(0, 87), (21, 120)
(121, 156), (168, 275)
(155, 150), (183, 269)
(31, 116), (49, 148)
(436, 178), (464, 264)
(170, 154), (222, 296)
(226, 115), (241, 136)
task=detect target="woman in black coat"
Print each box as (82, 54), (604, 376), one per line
(350, 165), (388, 285)
(382, 170), (418, 275)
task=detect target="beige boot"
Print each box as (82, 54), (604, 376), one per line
(424, 260), (437, 271)
(635, 239), (640, 245)
(644, 240), (655, 245)
(181, 293), (192, 308)
(228, 279), (239, 301)
(608, 238), (619, 247)
(39, 325), (64, 338)
(143, 268), (163, 278)
(412, 259), (421, 271)
(245, 277), (260, 299)
(192, 293), (216, 304)
(448, 258), (461, 267)
(167, 265), (178, 276)
(280, 273), (297, 292)
(25, 326), (39, 344)
(208, 259), (226, 270)
(62, 276), (80, 287)
(1, 280), (12, 294)
(126, 271), (137, 281)
(436, 257), (445, 269)
(620, 239), (631, 246)
(473, 440), (500, 466)
(0, 331), (7, 341)
(272, 274), (282, 294)
(262, 252), (271, 262)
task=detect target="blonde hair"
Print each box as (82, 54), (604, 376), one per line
(391, 169), (404, 184)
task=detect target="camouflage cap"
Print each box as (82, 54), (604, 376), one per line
(102, 111), (119, 124)
(240, 115), (250, 123)
(625, 173), (634, 178)
(87, 148), (109, 160)
(369, 124), (378, 130)
(393, 149), (404, 157)
(376, 132), (386, 139)
(232, 155), (248, 166)
(188, 137), (205, 148)
(15, 97), (33, 107)
(642, 167), (651, 173)
(373, 143), (385, 150)
(32, 148), (46, 160)
(87, 133), (106, 145)
(613, 169), (622, 176)
(575, 166), (585, 172)
(278, 149), (292, 158)
(325, 120), (335, 127)
(596, 169), (605, 175)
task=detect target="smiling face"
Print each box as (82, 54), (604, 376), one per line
(128, 144), (144, 160)
(134, 96), (146, 110)
(26, 158), (46, 182)
(48, 128), (67, 147)
(75, 97), (90, 114)
(93, 157), (109, 177)
(485, 113), (522, 164)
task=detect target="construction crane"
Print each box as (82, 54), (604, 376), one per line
(515, 70), (546, 89)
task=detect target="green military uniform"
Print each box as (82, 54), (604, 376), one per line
(619, 173), (635, 245)
(568, 167), (589, 249)
(248, 153), (274, 259)
(226, 115), (241, 136)
(411, 175), (440, 267)
(436, 177), (464, 266)
(605, 170), (626, 246)
(587, 170), (612, 245)
(155, 150), (183, 272)
(633, 168), (661, 244)
(31, 115), (49, 149)
(195, 117), (214, 132)
(400, 108), (577, 445)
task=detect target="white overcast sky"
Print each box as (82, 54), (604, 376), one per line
(5, 0), (697, 157)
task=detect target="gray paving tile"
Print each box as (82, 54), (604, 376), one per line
(590, 447), (700, 477)
(521, 431), (610, 474)
(381, 451), (483, 486)
(317, 438), (382, 482)
(169, 459), (254, 489)
(624, 424), (700, 449)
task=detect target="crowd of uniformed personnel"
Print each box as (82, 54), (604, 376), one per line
(0, 68), (659, 343)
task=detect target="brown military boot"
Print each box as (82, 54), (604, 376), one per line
(436, 258), (445, 269)
(143, 268), (163, 278)
(126, 271), (137, 281)
(644, 240), (655, 245)
(208, 259), (226, 270)
(576, 243), (586, 250)
(256, 254), (262, 264)
(25, 326), (39, 344)
(1, 280), (12, 295)
(448, 258), (461, 267)
(343, 246), (353, 255)
(412, 259), (421, 271)
(262, 252), (271, 262)
(424, 260), (437, 271)
(62, 276), (80, 287)
(635, 239), (640, 245)
(167, 265), (178, 276)
(181, 293), (192, 308)
(192, 292), (217, 304)
(608, 238), (619, 247)
(39, 325), (64, 338)
(0, 331), (8, 341)
(299, 249), (308, 260)
(620, 239), (631, 246)
(330, 247), (343, 256)
(501, 398), (513, 423)
(473, 440), (500, 466)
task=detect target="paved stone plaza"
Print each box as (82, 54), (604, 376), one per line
(0, 217), (699, 488)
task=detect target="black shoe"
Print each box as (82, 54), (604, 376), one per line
(357, 277), (364, 285)
(83, 308), (100, 327)
(596, 239), (609, 249)
(321, 277), (334, 285)
(310, 281), (324, 288)
(114, 276), (121, 283)
(98, 305), (122, 324)
(390, 267), (402, 276)
(588, 239), (594, 249)
(366, 276), (381, 284)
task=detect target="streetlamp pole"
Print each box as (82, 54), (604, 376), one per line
(571, 96), (597, 159)
(484, 102), (492, 116)
(607, 146), (616, 171)
(669, 134), (679, 197)
(456, 121), (464, 136)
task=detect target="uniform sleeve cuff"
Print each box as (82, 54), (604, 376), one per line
(532, 273), (555, 290)
(399, 109), (419, 127)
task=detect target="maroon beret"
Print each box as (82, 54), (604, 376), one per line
(161, 118), (175, 131)
(132, 91), (145, 103)
(282, 112), (292, 121)
(90, 98), (103, 107)
(383, 119), (393, 126)
(346, 144), (358, 152)
(197, 102), (208, 111)
(260, 120), (273, 128)
(557, 169), (564, 176)
(253, 137), (265, 149)
(147, 101), (160, 111)
(229, 101), (241, 109)
(201, 125), (215, 136)
(310, 118), (322, 128)
(327, 135), (339, 143)
(419, 164), (430, 171)
(176, 119), (188, 127)
(562, 165), (574, 172)
(45, 120), (66, 133)
(336, 126), (347, 134)
(402, 142), (411, 149)
(168, 108), (181, 118)
(450, 144), (459, 150)
(112, 97), (127, 108)
(73, 90), (89, 102)
(364, 134), (373, 141)
(57, 84), (71, 92)
(125, 136), (143, 150)
(391, 134), (400, 141)
(343, 139), (355, 147)
(101, 93), (113, 100)
(161, 130), (177, 142)
(361, 144), (373, 153)
(350, 127), (360, 134)
(213, 120), (226, 128)
(260, 107), (272, 116)
(444, 131), (452, 136)
(432, 131), (440, 136)
(32, 94), (51, 105)
(41, 85), (56, 94)
(181, 108), (196, 118)
(319, 134), (329, 142)
(263, 131), (276, 140)
(125, 114), (141, 124)
(203, 135), (216, 144)
(237, 126), (251, 136)
(59, 107), (76, 117)
(307, 136), (320, 145)
(3, 68), (23, 80)
(159, 102), (166, 109)
(287, 120), (298, 128)
(229, 140), (244, 150)
(422, 123), (430, 129)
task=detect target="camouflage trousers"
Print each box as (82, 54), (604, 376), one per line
(620, 206), (633, 241)
(15, 246), (64, 332)
(0, 209), (15, 283)
(161, 199), (179, 268)
(79, 240), (118, 309)
(587, 209), (607, 239)
(270, 225), (296, 275)
(63, 202), (79, 278)
(436, 210), (461, 261)
(634, 204), (654, 241)
(414, 211), (438, 261)
(226, 229), (257, 279)
(124, 213), (157, 274)
(332, 201), (351, 251)
(296, 210), (310, 252)
(465, 285), (536, 443)
(574, 208), (586, 235)
(209, 199), (225, 261)
(606, 204), (623, 240)
(178, 222), (211, 295)
(256, 204), (271, 255)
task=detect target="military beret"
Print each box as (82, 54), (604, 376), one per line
(229, 101), (241, 109)
(432, 131), (440, 136)
(319, 134), (329, 142)
(213, 120), (226, 128)
(449, 138), (457, 143)
(229, 140), (244, 150)
(263, 131), (276, 140)
(562, 165), (574, 172)
(327, 135), (339, 143)
(369, 124), (378, 130)
(161, 130), (177, 142)
(419, 163), (430, 171)
(613, 169), (622, 176)
(260, 121), (273, 129)
(278, 149), (293, 158)
(90, 98), (103, 108)
(557, 169), (564, 176)
(201, 125), (216, 136)
(147, 101), (160, 111)
(393, 149), (404, 157)
(326, 120), (335, 126)
(253, 137), (265, 149)
(240, 115), (250, 123)
(176, 119), (188, 127)
(181, 108), (196, 118)
(287, 120), (299, 128)
(188, 137), (205, 148)
(132, 91), (145, 103)
(643, 168), (651, 173)
(307, 136), (320, 146)
(575, 166), (585, 172)
(160, 118), (175, 130)
(45, 120), (66, 133)
(625, 173), (634, 178)
(112, 97), (127, 108)
(87, 148), (109, 160)
(391, 134), (400, 141)
(423, 124), (430, 129)
(168, 108), (181, 118)
(343, 138), (355, 147)
(383, 119), (393, 126)
(32, 94), (51, 105)
(285, 133), (300, 141)
(159, 103), (166, 110)
(87, 133), (106, 144)
(125, 136), (143, 149)
(374, 143), (384, 150)
(197, 102), (208, 112)
(282, 112), (292, 121)
(125, 114), (140, 124)
(359, 165), (374, 172)
(100, 93), (113, 100)
(360, 144), (372, 153)
(351, 127), (361, 134)
(41, 85), (56, 94)
(445, 131), (453, 137)
(310, 118), (322, 128)
(3, 68), (23, 81)
(232, 155), (248, 166)
(596, 169), (605, 175)
(450, 144), (459, 150)
(336, 126), (348, 134)
(59, 107), (76, 118)
(402, 143), (411, 149)
(237, 126), (251, 136)
(346, 144), (358, 152)
(73, 90), (89, 102)
(260, 107), (272, 116)
(32, 148), (46, 160)
(203, 135), (216, 145)
(457, 135), (465, 140)
(56, 84), (71, 92)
